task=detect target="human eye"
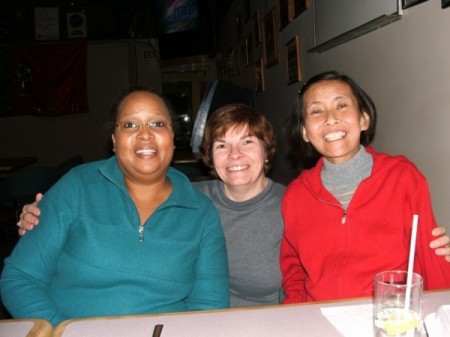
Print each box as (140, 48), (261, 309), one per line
(308, 108), (322, 115)
(149, 121), (168, 129)
(122, 121), (140, 130)
(213, 142), (227, 151)
(242, 137), (255, 145)
(337, 102), (348, 110)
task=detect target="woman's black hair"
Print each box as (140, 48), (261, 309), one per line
(285, 70), (377, 163)
(106, 87), (178, 134)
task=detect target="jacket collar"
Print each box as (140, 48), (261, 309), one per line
(98, 156), (201, 210)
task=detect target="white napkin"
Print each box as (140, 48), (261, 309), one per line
(424, 305), (450, 337)
(321, 304), (374, 337)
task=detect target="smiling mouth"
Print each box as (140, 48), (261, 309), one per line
(324, 131), (346, 141)
(136, 149), (156, 155)
(227, 165), (249, 172)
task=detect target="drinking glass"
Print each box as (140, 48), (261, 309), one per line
(373, 270), (423, 337)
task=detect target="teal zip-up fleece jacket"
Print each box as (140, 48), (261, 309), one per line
(1, 156), (229, 326)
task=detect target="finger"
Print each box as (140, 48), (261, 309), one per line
(431, 227), (446, 236)
(19, 216), (37, 230)
(24, 213), (39, 226)
(32, 206), (41, 216)
(430, 235), (450, 248)
(17, 222), (26, 236)
(35, 193), (43, 204)
(434, 246), (450, 257)
(21, 204), (41, 219)
(18, 227), (26, 236)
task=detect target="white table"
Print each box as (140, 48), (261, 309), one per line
(0, 319), (52, 337)
(52, 289), (450, 337)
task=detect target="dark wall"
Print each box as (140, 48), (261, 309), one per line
(0, 0), (158, 43)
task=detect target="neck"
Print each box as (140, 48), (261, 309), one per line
(223, 176), (268, 202)
(126, 176), (171, 199)
(126, 176), (172, 222)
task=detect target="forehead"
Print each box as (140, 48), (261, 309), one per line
(117, 91), (170, 119)
(304, 80), (354, 102)
(215, 123), (251, 139)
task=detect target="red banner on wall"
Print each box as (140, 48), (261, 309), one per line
(10, 41), (88, 117)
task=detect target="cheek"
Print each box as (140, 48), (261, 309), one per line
(117, 136), (139, 156)
(113, 134), (129, 151)
(212, 152), (226, 168)
(155, 133), (174, 147)
(248, 148), (266, 163)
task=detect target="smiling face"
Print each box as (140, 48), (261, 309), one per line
(302, 80), (370, 164)
(212, 124), (267, 197)
(112, 91), (174, 183)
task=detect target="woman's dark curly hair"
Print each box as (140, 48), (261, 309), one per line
(106, 87), (178, 134)
(200, 103), (276, 178)
(285, 70), (377, 161)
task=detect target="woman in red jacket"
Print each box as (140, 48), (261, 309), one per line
(281, 70), (450, 303)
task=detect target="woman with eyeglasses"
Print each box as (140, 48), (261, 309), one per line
(0, 88), (229, 326)
(16, 103), (286, 308)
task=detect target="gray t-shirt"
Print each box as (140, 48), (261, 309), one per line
(194, 178), (285, 307)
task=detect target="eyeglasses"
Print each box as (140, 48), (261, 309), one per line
(115, 121), (173, 132)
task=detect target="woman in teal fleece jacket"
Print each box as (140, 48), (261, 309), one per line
(0, 89), (229, 326)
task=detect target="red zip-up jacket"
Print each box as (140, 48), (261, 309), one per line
(281, 147), (450, 303)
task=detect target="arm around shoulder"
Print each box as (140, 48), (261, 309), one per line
(185, 200), (230, 310)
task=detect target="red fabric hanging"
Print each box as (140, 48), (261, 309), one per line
(10, 41), (88, 116)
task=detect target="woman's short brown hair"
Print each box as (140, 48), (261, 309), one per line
(200, 103), (276, 177)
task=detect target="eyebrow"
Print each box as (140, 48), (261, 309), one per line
(334, 95), (350, 100)
(307, 94), (350, 106)
(213, 133), (253, 143)
(117, 115), (171, 122)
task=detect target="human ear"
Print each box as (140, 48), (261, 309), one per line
(360, 111), (370, 131)
(302, 126), (310, 142)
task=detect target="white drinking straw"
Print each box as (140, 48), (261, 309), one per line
(405, 214), (419, 310)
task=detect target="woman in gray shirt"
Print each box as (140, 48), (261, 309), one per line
(195, 103), (285, 306)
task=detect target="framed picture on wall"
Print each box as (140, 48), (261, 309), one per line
(235, 13), (243, 41)
(263, 8), (279, 69)
(240, 43), (246, 69)
(234, 46), (241, 76)
(255, 58), (265, 92)
(243, 0), (251, 23)
(278, 0), (292, 31)
(402, 0), (428, 9)
(293, 0), (308, 18)
(244, 34), (253, 66)
(253, 10), (262, 46)
(285, 35), (302, 84)
(442, 0), (450, 8)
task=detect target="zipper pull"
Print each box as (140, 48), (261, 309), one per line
(138, 224), (144, 242)
(341, 210), (347, 224)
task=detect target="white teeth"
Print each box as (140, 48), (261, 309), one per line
(324, 131), (346, 141)
(227, 165), (248, 171)
(136, 149), (156, 155)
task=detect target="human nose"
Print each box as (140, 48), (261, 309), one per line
(137, 123), (154, 138)
(229, 144), (242, 159)
(324, 109), (339, 125)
